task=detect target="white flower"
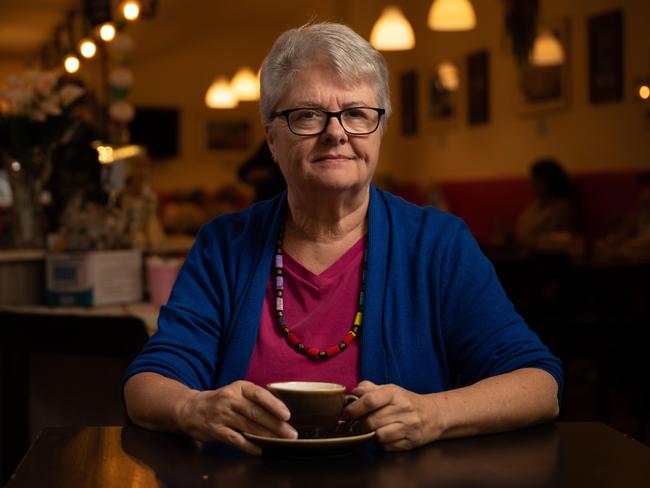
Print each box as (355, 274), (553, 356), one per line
(59, 84), (85, 106)
(35, 71), (58, 97)
(39, 94), (62, 116)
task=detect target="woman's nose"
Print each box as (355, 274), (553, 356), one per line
(320, 115), (348, 144)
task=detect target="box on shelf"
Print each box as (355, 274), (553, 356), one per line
(46, 250), (143, 307)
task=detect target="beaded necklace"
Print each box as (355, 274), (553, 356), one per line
(272, 212), (367, 360)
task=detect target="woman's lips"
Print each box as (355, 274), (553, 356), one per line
(313, 154), (354, 162)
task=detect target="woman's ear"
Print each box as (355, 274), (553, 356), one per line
(265, 125), (277, 163)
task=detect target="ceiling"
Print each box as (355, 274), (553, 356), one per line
(0, 0), (77, 61)
(0, 0), (347, 65)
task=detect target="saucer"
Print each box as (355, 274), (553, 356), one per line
(243, 430), (376, 457)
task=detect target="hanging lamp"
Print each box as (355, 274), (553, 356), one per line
(428, 0), (476, 32)
(230, 67), (260, 101)
(370, 6), (415, 51)
(530, 30), (565, 66)
(205, 77), (238, 109)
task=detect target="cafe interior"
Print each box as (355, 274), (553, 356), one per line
(1, 0), (649, 485)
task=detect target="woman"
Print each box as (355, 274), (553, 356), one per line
(124, 23), (562, 455)
(515, 159), (581, 251)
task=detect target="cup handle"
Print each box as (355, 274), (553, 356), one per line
(344, 394), (359, 405)
(338, 395), (360, 435)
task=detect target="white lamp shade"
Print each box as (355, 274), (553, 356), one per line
(437, 61), (459, 91)
(530, 31), (565, 66)
(230, 67), (260, 101)
(205, 77), (239, 109)
(428, 0), (476, 32)
(370, 6), (415, 51)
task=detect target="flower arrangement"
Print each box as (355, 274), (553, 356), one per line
(0, 69), (85, 247)
(0, 69), (85, 162)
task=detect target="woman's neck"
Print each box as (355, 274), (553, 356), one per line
(285, 186), (369, 244)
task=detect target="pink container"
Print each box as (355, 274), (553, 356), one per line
(146, 257), (182, 306)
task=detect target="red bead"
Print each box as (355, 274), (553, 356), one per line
(287, 332), (300, 346)
(325, 345), (340, 357)
(343, 333), (355, 345)
(306, 347), (319, 358)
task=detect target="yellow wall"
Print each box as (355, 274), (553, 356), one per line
(4, 0), (647, 191)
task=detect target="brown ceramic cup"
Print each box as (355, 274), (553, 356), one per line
(267, 381), (358, 438)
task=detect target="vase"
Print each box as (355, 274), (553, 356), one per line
(2, 147), (49, 249)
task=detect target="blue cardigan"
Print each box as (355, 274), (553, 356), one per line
(125, 186), (563, 395)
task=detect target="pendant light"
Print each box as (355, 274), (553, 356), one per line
(64, 54), (80, 74)
(370, 6), (415, 51)
(530, 30), (565, 66)
(79, 38), (97, 59)
(427, 0), (476, 32)
(205, 77), (238, 109)
(99, 23), (116, 42)
(230, 67), (260, 101)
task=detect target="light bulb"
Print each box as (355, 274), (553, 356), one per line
(79, 39), (97, 58)
(99, 23), (116, 42)
(122, 1), (140, 21)
(64, 55), (80, 74)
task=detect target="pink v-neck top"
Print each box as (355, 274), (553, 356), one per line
(244, 236), (365, 392)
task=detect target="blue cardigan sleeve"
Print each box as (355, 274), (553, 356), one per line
(440, 222), (564, 394)
(124, 225), (228, 390)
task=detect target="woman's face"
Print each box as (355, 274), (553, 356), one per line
(266, 65), (382, 197)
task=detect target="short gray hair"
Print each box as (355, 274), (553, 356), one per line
(260, 22), (391, 129)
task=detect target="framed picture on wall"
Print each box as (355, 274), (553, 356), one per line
(516, 18), (570, 115)
(429, 61), (460, 125)
(206, 121), (251, 150)
(467, 50), (490, 125)
(400, 71), (418, 135)
(588, 9), (624, 103)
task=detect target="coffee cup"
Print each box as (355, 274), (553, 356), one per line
(267, 381), (358, 438)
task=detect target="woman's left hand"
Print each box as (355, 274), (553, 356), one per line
(344, 380), (441, 451)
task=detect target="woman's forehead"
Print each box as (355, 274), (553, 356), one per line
(279, 68), (376, 107)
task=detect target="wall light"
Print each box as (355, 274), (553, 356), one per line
(230, 67), (260, 101)
(530, 30), (565, 66)
(428, 0), (476, 32)
(638, 84), (650, 101)
(79, 38), (97, 59)
(121, 1), (141, 21)
(370, 6), (415, 51)
(99, 23), (116, 42)
(205, 77), (239, 109)
(64, 54), (80, 73)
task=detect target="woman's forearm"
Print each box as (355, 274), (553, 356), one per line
(123, 372), (199, 434)
(430, 368), (560, 441)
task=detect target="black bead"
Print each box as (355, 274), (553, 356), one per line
(275, 289), (283, 297)
(276, 310), (284, 317)
(275, 268), (283, 276)
(295, 343), (305, 352)
(352, 326), (360, 334)
(339, 342), (347, 350)
(281, 327), (290, 336)
(318, 351), (328, 359)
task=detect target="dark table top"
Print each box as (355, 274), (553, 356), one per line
(6, 422), (650, 488)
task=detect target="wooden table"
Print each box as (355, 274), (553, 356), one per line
(6, 422), (650, 487)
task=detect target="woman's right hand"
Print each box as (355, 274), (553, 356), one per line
(176, 380), (298, 455)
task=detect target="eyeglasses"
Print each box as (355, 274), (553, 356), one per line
(272, 107), (385, 136)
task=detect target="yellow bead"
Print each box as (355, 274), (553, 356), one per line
(354, 312), (363, 326)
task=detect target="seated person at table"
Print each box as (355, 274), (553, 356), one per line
(515, 159), (582, 255)
(123, 22), (562, 455)
(596, 171), (650, 260)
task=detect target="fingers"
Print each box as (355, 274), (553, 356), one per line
(231, 401), (297, 439)
(351, 380), (379, 397)
(241, 383), (291, 421)
(344, 386), (393, 419)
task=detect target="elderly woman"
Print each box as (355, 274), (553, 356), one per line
(124, 23), (562, 454)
